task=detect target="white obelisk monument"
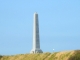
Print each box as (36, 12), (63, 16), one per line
(30, 13), (43, 53)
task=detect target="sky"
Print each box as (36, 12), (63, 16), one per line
(0, 0), (80, 55)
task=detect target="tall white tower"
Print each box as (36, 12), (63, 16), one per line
(30, 13), (43, 53)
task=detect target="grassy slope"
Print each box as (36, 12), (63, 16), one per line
(0, 50), (80, 60)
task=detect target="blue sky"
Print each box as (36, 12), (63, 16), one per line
(0, 0), (80, 55)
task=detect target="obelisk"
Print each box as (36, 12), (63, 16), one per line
(30, 13), (43, 53)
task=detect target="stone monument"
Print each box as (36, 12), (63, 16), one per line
(30, 13), (43, 53)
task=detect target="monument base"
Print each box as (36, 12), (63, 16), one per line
(30, 48), (43, 53)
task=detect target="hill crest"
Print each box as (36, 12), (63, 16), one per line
(0, 50), (80, 60)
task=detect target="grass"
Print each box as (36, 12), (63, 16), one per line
(0, 50), (80, 60)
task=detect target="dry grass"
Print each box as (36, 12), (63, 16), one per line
(0, 50), (80, 60)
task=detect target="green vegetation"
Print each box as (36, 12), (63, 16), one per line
(68, 50), (80, 60)
(0, 50), (80, 60)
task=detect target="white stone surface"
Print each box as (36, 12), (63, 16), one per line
(30, 13), (43, 53)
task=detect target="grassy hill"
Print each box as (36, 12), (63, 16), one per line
(0, 50), (80, 60)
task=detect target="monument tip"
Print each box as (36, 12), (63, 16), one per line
(34, 12), (37, 14)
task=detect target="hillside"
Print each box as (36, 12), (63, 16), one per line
(0, 50), (80, 60)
